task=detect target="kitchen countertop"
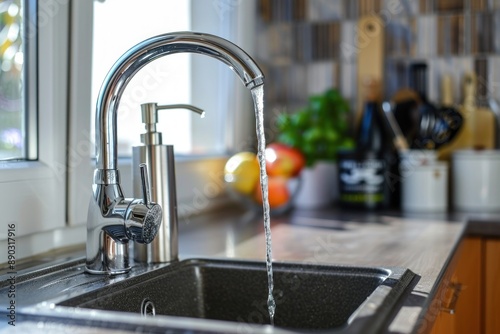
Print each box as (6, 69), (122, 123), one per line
(2, 205), (500, 333)
(225, 212), (464, 334)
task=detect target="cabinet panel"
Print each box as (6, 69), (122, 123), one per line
(485, 239), (500, 334)
(430, 237), (482, 334)
(452, 237), (481, 334)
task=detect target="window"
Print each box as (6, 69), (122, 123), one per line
(0, 0), (70, 260)
(0, 0), (27, 160)
(0, 0), (37, 162)
(91, 0), (192, 155)
(0, 0), (258, 262)
(90, 0), (257, 157)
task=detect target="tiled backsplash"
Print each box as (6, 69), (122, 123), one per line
(255, 0), (500, 128)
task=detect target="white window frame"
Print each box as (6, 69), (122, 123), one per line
(0, 0), (78, 262)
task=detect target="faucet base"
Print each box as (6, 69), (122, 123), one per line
(85, 232), (132, 275)
(84, 267), (130, 275)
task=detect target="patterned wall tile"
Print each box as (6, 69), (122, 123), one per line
(256, 0), (499, 113)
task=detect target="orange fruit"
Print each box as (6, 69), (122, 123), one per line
(254, 176), (290, 208)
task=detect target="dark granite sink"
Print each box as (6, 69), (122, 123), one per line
(59, 258), (417, 333)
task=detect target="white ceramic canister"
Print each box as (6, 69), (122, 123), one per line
(399, 149), (437, 173)
(293, 161), (337, 209)
(401, 162), (449, 212)
(452, 150), (500, 212)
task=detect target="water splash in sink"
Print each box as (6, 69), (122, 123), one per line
(251, 85), (276, 324)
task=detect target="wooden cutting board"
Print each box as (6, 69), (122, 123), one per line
(474, 107), (496, 149)
(356, 14), (384, 125)
(438, 73), (474, 159)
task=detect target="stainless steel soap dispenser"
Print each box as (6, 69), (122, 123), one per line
(132, 102), (204, 263)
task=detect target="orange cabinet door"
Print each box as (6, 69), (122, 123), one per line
(485, 238), (500, 334)
(430, 237), (482, 334)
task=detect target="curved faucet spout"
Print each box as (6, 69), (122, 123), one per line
(95, 31), (265, 171)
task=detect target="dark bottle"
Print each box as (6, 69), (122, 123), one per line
(338, 78), (392, 210)
(357, 82), (387, 152)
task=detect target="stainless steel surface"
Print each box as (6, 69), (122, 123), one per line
(133, 146), (177, 263)
(156, 103), (204, 114)
(88, 32), (264, 273)
(139, 103), (204, 146)
(138, 163), (151, 205)
(133, 103), (204, 264)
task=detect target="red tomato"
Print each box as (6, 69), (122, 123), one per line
(265, 143), (305, 177)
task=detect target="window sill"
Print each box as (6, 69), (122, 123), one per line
(0, 161), (55, 183)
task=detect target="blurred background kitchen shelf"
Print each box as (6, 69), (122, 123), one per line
(255, 0), (500, 138)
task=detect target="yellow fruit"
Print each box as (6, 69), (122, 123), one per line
(224, 152), (260, 195)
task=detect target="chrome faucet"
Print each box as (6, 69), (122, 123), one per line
(86, 162), (162, 275)
(86, 32), (264, 274)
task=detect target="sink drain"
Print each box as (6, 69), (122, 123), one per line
(140, 298), (156, 317)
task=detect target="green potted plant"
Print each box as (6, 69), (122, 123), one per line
(275, 88), (354, 208)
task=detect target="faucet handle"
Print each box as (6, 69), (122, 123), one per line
(139, 163), (151, 205)
(124, 163), (162, 244)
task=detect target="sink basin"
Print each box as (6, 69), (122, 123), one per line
(58, 258), (417, 333)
